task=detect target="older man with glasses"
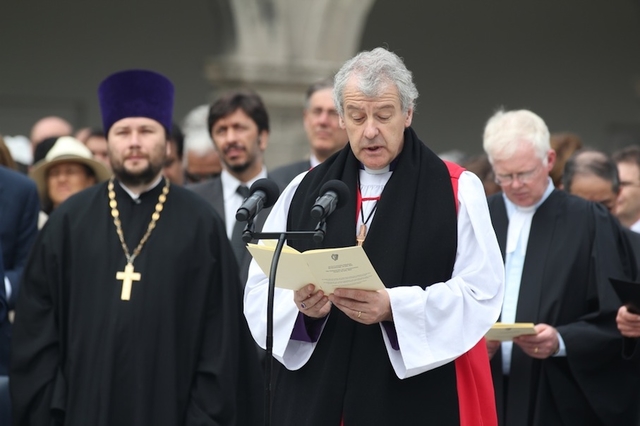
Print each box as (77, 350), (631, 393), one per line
(483, 109), (640, 426)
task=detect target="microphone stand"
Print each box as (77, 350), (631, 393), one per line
(241, 218), (326, 426)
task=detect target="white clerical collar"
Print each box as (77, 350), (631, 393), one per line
(220, 167), (268, 199)
(359, 168), (392, 187)
(631, 218), (640, 234)
(503, 176), (554, 218)
(502, 178), (553, 255)
(118, 174), (164, 201)
(363, 165), (391, 175)
(309, 154), (321, 169)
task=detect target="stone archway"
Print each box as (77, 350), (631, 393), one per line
(205, 0), (376, 167)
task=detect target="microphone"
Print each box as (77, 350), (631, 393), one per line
(235, 178), (280, 222)
(310, 180), (350, 220)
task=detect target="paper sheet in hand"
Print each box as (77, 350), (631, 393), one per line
(485, 323), (537, 341)
(247, 243), (385, 294)
(609, 277), (640, 314)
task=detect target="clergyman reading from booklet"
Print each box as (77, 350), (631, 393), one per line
(244, 48), (505, 426)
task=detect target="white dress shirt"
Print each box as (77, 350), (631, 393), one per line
(220, 168), (268, 239)
(500, 178), (565, 375)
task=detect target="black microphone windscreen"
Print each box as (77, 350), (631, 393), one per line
(318, 180), (350, 208)
(249, 178), (280, 208)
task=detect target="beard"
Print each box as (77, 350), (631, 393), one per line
(226, 160), (252, 175)
(111, 154), (164, 187)
(220, 138), (260, 175)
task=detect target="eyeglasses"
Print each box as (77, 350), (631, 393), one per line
(619, 181), (640, 189)
(494, 165), (541, 186)
(308, 107), (339, 119)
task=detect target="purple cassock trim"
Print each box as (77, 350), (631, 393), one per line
(290, 312), (326, 342)
(291, 313), (400, 350)
(382, 321), (400, 350)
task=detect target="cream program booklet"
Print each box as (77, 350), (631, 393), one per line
(246, 243), (385, 294)
(485, 323), (537, 341)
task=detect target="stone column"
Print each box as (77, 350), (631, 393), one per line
(204, 0), (376, 169)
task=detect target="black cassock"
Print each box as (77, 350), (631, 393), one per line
(488, 190), (640, 426)
(10, 181), (263, 426)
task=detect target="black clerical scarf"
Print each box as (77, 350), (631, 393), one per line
(275, 127), (467, 425)
(288, 126), (457, 289)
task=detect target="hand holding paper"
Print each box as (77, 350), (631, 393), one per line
(485, 322), (537, 341)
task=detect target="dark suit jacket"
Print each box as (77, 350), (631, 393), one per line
(0, 245), (6, 334)
(270, 160), (310, 192)
(623, 227), (640, 273)
(0, 242), (7, 424)
(0, 166), (39, 376)
(186, 176), (272, 286)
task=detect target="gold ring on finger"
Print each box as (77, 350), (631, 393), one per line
(357, 311), (362, 319)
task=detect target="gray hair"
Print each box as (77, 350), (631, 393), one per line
(181, 104), (215, 167)
(333, 47), (418, 117)
(305, 77), (334, 110)
(483, 109), (550, 164)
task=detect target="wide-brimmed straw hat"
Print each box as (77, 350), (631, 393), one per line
(30, 136), (111, 206)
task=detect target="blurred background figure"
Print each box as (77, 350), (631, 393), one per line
(29, 136), (110, 225)
(74, 127), (92, 143)
(83, 128), (111, 171)
(613, 145), (640, 233)
(163, 123), (185, 185)
(562, 149), (620, 213)
(29, 116), (73, 157)
(0, 137), (18, 170)
(3, 135), (32, 174)
(182, 105), (221, 184)
(461, 153), (501, 196)
(438, 149), (468, 165)
(31, 137), (59, 171)
(270, 77), (349, 190)
(562, 147), (640, 271)
(549, 132), (582, 188)
(0, 157), (39, 426)
(563, 149), (640, 364)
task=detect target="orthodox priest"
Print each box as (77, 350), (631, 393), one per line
(483, 109), (640, 425)
(10, 70), (263, 426)
(244, 48), (505, 425)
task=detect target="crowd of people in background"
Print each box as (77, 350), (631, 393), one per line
(1, 47), (640, 425)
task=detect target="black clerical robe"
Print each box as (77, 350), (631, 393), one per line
(488, 190), (640, 426)
(10, 181), (263, 426)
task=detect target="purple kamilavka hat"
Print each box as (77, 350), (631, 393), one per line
(98, 69), (174, 134)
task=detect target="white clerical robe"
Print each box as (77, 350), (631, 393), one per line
(244, 169), (504, 379)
